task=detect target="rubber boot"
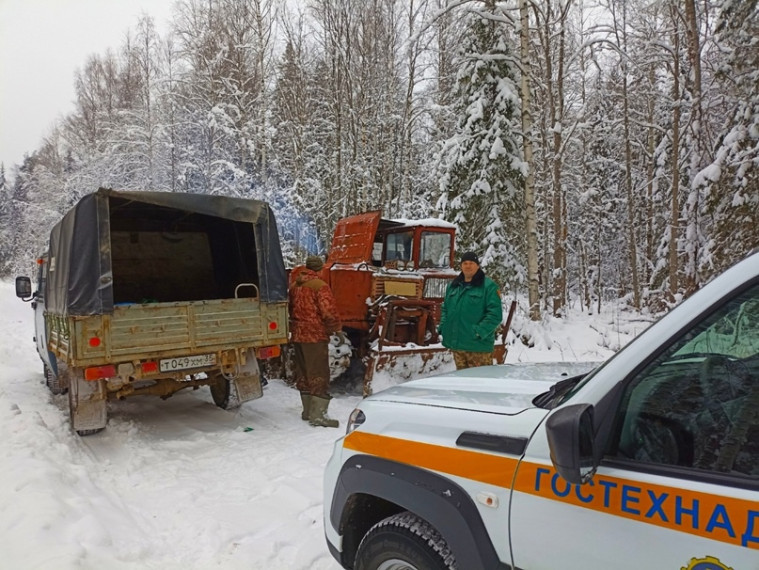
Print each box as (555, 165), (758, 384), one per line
(300, 392), (312, 421)
(309, 395), (339, 428)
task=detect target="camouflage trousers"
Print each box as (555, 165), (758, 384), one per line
(451, 350), (493, 370)
(293, 341), (330, 397)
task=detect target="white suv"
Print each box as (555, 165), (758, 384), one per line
(323, 251), (759, 570)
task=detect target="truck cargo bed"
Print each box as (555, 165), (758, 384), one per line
(49, 298), (287, 366)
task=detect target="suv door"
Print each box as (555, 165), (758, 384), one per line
(510, 281), (759, 569)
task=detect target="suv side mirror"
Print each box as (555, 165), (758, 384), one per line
(545, 403), (597, 485)
(15, 276), (33, 300)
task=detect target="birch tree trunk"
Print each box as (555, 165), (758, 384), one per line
(536, 0), (571, 317)
(618, 2), (641, 309)
(668, 4), (682, 298)
(683, 0), (704, 294)
(520, 0), (540, 320)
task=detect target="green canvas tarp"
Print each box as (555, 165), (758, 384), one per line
(46, 188), (288, 315)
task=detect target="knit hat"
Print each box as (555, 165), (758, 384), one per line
(460, 251), (480, 265)
(306, 255), (324, 271)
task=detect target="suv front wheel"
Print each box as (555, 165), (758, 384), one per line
(355, 511), (456, 570)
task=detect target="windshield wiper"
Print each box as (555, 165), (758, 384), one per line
(533, 374), (586, 409)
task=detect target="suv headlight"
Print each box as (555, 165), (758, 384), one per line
(346, 408), (366, 434)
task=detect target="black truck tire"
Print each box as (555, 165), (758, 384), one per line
(44, 364), (66, 395)
(355, 512), (456, 570)
(209, 375), (241, 410)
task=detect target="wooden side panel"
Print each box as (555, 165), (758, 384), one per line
(57, 299), (288, 366)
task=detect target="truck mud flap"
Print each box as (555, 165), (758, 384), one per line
(210, 373), (264, 409)
(68, 371), (107, 435)
(363, 346), (455, 396)
(232, 373), (264, 403)
(210, 349), (263, 409)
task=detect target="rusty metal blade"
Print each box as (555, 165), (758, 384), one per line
(363, 345), (454, 396)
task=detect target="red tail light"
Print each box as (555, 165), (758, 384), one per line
(268, 321), (278, 330)
(84, 365), (116, 381)
(141, 361), (158, 374)
(257, 345), (281, 359)
(88, 337), (101, 347)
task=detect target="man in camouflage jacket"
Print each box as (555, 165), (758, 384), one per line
(289, 255), (342, 427)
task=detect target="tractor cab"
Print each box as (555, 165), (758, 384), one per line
(368, 217), (455, 271)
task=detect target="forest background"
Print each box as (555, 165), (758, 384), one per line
(0, 0), (757, 322)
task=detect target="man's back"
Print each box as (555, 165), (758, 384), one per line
(289, 269), (340, 343)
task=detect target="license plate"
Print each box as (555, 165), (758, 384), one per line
(160, 353), (216, 373)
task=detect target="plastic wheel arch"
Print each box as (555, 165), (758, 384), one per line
(332, 455), (509, 570)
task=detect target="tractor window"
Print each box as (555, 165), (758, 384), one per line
(372, 241), (383, 266)
(419, 232), (452, 268)
(386, 231), (413, 262)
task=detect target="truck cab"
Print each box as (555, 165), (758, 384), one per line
(16, 254), (60, 390)
(323, 250), (759, 570)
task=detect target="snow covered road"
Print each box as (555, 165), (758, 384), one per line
(0, 281), (645, 569)
(1, 283), (351, 569)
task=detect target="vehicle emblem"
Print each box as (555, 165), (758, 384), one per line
(681, 556), (733, 570)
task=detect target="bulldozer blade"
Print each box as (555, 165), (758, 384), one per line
(363, 345), (455, 396)
(362, 299), (517, 395)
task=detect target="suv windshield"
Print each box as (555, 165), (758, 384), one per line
(672, 288), (759, 360)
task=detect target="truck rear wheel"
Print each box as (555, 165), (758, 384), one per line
(355, 512), (456, 570)
(209, 375), (241, 410)
(44, 364), (66, 395)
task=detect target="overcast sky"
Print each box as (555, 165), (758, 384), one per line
(0, 0), (176, 172)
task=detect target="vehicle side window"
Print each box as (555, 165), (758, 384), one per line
(372, 241), (383, 266)
(419, 231), (451, 268)
(610, 283), (759, 480)
(36, 259), (46, 300)
(386, 231), (413, 262)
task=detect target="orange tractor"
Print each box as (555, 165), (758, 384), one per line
(307, 211), (515, 394)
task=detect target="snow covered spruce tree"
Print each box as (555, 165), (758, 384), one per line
(270, 28), (330, 262)
(437, 2), (525, 290)
(0, 163), (11, 277)
(700, 0), (759, 275)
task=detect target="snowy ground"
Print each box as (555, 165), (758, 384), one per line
(0, 281), (653, 569)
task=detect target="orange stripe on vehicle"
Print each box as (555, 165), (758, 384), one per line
(343, 431), (519, 487)
(345, 431), (759, 549)
(512, 462), (759, 549)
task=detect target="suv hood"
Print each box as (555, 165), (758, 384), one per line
(367, 362), (598, 415)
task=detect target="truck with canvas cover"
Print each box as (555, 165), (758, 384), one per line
(308, 211), (514, 395)
(15, 188), (289, 435)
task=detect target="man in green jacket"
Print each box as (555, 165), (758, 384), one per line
(438, 251), (503, 369)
